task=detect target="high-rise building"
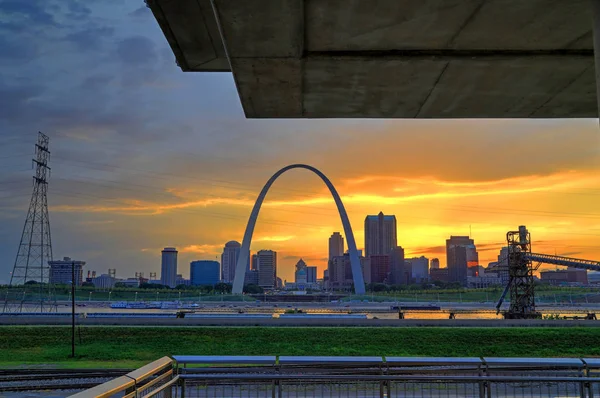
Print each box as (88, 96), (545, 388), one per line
(407, 256), (429, 283)
(244, 269), (259, 285)
(389, 246), (407, 285)
(256, 250), (277, 289)
(221, 241), (242, 283)
(369, 255), (390, 284)
(306, 266), (317, 283)
(446, 236), (475, 286)
(364, 212), (397, 257)
(190, 260), (220, 286)
(430, 268), (450, 282)
(448, 244), (468, 286)
(430, 258), (440, 270)
(329, 232), (344, 260)
(161, 247), (178, 288)
(48, 257), (85, 286)
(496, 247), (510, 284)
(466, 245), (479, 267)
(329, 253), (370, 291)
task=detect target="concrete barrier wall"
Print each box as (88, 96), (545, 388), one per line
(1, 316), (599, 327)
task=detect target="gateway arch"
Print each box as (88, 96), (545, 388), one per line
(231, 164), (366, 295)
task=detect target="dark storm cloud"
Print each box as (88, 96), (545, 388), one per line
(80, 74), (115, 91)
(65, 25), (115, 51)
(0, 36), (37, 62)
(0, 83), (44, 122)
(129, 5), (149, 19)
(65, 0), (92, 19)
(0, 0), (58, 27)
(116, 36), (157, 65)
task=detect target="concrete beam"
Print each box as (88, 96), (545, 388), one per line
(305, 0), (482, 51)
(148, 0), (598, 118)
(451, 0), (593, 50)
(212, 0), (304, 58)
(417, 55), (594, 118)
(147, 0), (229, 71)
(304, 56), (448, 118)
(593, 0), (600, 122)
(231, 58), (302, 118)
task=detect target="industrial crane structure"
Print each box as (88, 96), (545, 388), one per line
(496, 225), (600, 319)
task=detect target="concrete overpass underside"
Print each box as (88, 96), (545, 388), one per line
(147, 0), (598, 119)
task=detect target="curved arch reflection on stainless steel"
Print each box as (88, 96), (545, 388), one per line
(231, 164), (366, 295)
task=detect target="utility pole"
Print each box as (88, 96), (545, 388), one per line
(71, 261), (75, 358)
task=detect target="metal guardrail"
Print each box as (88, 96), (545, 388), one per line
(175, 355), (600, 398)
(68, 356), (174, 398)
(72, 355), (600, 397)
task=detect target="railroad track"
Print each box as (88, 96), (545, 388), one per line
(0, 368), (130, 392)
(0, 382), (101, 392)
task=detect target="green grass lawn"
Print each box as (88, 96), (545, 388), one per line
(1, 326), (599, 369)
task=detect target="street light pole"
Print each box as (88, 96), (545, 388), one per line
(71, 261), (75, 358)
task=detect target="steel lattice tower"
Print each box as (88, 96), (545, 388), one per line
(3, 132), (56, 313)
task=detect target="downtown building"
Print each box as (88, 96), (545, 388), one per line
(389, 246), (407, 285)
(329, 252), (370, 291)
(256, 250), (277, 289)
(364, 212), (397, 257)
(446, 236), (478, 287)
(161, 247), (178, 288)
(190, 260), (220, 286)
(91, 273), (117, 289)
(48, 257), (85, 286)
(221, 241), (242, 283)
(326, 232), (345, 290)
(286, 258), (319, 291)
(329, 232), (344, 259)
(406, 256), (429, 283)
(369, 255), (390, 284)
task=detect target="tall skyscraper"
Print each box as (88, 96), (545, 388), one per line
(221, 241), (242, 283)
(430, 258), (440, 270)
(446, 236), (473, 286)
(190, 260), (220, 286)
(364, 212), (397, 257)
(161, 247), (178, 288)
(389, 246), (406, 285)
(306, 266), (317, 283)
(256, 250), (277, 289)
(328, 232), (344, 260)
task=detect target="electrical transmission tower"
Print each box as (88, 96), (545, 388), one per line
(3, 132), (56, 313)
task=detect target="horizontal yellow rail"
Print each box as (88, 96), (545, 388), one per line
(68, 356), (173, 398)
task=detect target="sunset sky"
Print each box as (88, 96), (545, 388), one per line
(0, 1), (599, 284)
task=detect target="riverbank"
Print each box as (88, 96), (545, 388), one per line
(1, 326), (599, 368)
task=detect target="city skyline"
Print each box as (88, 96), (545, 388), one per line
(0, 1), (599, 285)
